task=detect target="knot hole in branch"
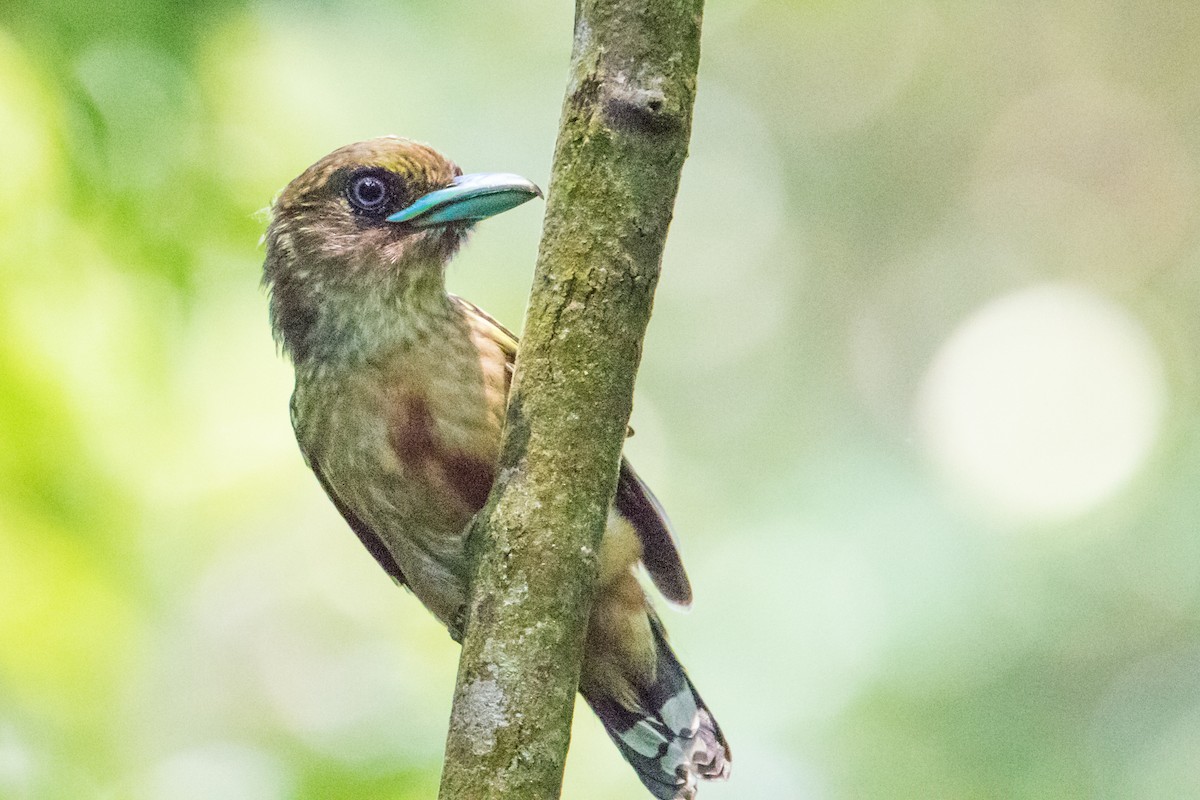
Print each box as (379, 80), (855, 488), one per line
(601, 81), (680, 135)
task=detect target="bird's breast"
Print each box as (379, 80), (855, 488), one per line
(292, 321), (509, 625)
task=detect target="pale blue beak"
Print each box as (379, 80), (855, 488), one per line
(386, 173), (543, 227)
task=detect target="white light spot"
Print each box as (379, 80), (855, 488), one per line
(135, 744), (292, 800)
(0, 726), (36, 796)
(916, 283), (1166, 521)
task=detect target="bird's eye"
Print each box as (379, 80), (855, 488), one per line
(346, 171), (392, 215)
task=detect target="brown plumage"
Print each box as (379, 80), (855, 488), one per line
(263, 136), (728, 798)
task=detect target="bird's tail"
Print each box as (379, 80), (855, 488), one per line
(582, 615), (730, 799)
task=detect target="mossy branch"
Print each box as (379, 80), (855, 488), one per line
(436, 0), (704, 798)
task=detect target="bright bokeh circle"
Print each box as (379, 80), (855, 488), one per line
(916, 283), (1167, 522)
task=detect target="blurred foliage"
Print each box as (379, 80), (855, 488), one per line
(2, 1), (1200, 799)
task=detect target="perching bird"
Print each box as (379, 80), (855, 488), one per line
(262, 136), (729, 799)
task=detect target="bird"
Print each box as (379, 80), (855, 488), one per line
(262, 136), (729, 799)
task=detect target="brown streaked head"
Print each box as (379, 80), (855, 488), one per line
(262, 136), (539, 363)
(266, 136), (466, 278)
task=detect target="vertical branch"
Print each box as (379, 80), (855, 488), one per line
(437, 1), (704, 798)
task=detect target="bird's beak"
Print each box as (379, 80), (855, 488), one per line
(386, 173), (543, 227)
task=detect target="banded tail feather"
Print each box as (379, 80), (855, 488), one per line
(584, 615), (730, 799)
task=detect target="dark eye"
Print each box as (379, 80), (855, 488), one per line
(346, 170), (392, 215)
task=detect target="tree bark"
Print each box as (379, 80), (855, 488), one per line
(437, 1), (704, 798)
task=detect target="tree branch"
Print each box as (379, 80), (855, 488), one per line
(437, 1), (704, 798)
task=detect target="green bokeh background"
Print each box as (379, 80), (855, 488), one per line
(2, 2), (1200, 798)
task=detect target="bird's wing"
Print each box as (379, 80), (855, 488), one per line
(450, 295), (519, 381)
(614, 460), (692, 606)
(449, 294), (693, 607)
(310, 456), (409, 587)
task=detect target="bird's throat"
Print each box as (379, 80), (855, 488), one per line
(280, 257), (456, 371)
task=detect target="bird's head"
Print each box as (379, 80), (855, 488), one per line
(263, 136), (540, 362)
